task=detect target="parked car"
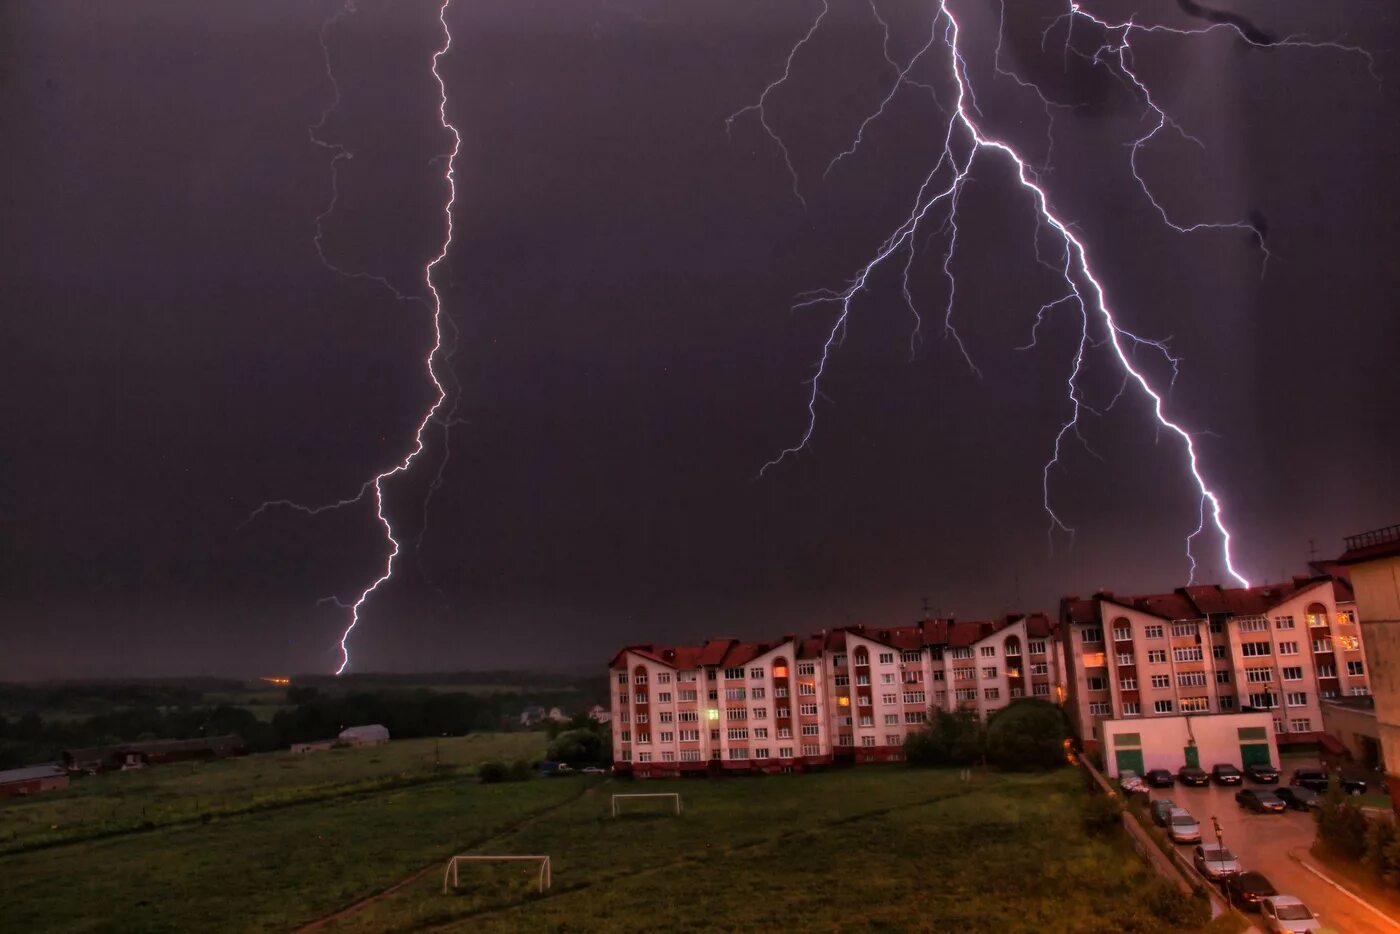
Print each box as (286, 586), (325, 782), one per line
(1212, 763), (1243, 785)
(1246, 762), (1280, 784)
(1150, 799), (1177, 827)
(1193, 843), (1241, 879)
(1119, 770), (1146, 792)
(1223, 870), (1278, 911)
(1259, 895), (1321, 932)
(1290, 769), (1367, 795)
(1177, 765), (1209, 787)
(1236, 789), (1287, 813)
(1274, 786), (1320, 811)
(1144, 769), (1175, 788)
(1167, 808), (1201, 843)
(580, 766), (607, 775)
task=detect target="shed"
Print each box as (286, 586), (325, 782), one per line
(0, 764), (70, 798)
(338, 724), (390, 746)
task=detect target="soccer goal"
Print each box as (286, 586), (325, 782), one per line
(610, 792), (682, 817)
(442, 855), (551, 894)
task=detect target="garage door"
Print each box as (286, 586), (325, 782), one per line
(1240, 744), (1271, 768)
(1115, 749), (1145, 775)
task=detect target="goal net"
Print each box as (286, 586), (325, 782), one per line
(442, 855), (551, 894)
(610, 792), (682, 817)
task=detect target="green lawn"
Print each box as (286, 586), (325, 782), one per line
(0, 733), (546, 854)
(0, 761), (1193, 932)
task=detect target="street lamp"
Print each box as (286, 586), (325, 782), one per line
(1211, 815), (1231, 910)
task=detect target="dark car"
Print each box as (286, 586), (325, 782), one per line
(1246, 762), (1280, 784)
(1177, 765), (1209, 787)
(1224, 870), (1278, 911)
(1144, 768), (1175, 788)
(1236, 788), (1286, 813)
(1291, 768), (1368, 795)
(1150, 798), (1177, 826)
(1274, 786), (1320, 811)
(1212, 763), (1243, 785)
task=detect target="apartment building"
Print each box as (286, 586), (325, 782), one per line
(1061, 573), (1368, 755)
(609, 614), (1068, 779)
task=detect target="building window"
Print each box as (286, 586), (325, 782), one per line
(1340, 609), (1358, 626)
(955, 688), (978, 701)
(982, 646), (998, 658)
(881, 693), (897, 705)
(799, 682), (816, 696)
(679, 730), (699, 741)
(857, 735), (874, 748)
(1218, 696), (1235, 710)
(1173, 647), (1203, 662)
(1153, 700), (1174, 714)
(1241, 642), (1272, 657)
(1115, 653), (1132, 666)
(710, 730), (720, 741)
(1313, 638), (1333, 653)
(884, 714), (899, 725)
(984, 688), (1000, 700)
(1285, 692), (1308, 707)
(837, 734), (854, 747)
(1150, 675), (1170, 688)
(635, 693), (648, 705)
(1348, 660), (1365, 676)
(833, 654), (848, 668)
(678, 671), (697, 683)
(858, 714), (874, 727)
(1004, 642), (1021, 657)
(1273, 718), (1286, 733)
(635, 674), (648, 685)
(857, 695), (872, 707)
(725, 688), (746, 700)
(905, 711), (927, 723)
(1290, 718), (1312, 732)
(880, 673), (895, 685)
(636, 732), (650, 744)
(1317, 663), (1337, 678)
(1278, 641), (1299, 656)
(878, 652), (895, 665)
(1113, 626), (1131, 642)
(801, 724), (820, 736)
(1215, 670), (1231, 684)
(1120, 677), (1137, 690)
(707, 690), (718, 701)
(1274, 616), (1295, 630)
(1033, 683), (1050, 696)
(776, 707), (790, 718)
(1121, 701), (1140, 715)
(753, 727), (769, 738)
(802, 743), (821, 756)
(635, 714), (649, 724)
(1088, 702), (1112, 716)
(727, 708), (747, 720)
(951, 647), (973, 660)
(727, 748), (749, 760)
(1171, 623), (1197, 637)
(680, 750), (701, 761)
(679, 711), (698, 723)
(1180, 697), (1209, 712)
(1351, 686), (1371, 696)
(752, 707), (768, 719)
(659, 732), (674, 743)
(659, 711), (674, 723)
(1212, 645), (1227, 660)
(856, 675), (871, 686)
(749, 667), (765, 680)
(982, 667), (998, 679)
(727, 728), (748, 740)
(953, 667), (976, 680)
(1245, 668), (1273, 683)
(1081, 627), (1104, 643)
(1031, 663), (1049, 675)
(1147, 650), (1167, 664)
(833, 675), (849, 687)
(1248, 692), (1278, 709)
(620, 730), (631, 742)
(724, 667), (744, 680)
(754, 747), (770, 759)
(678, 690), (697, 702)
(751, 687), (766, 699)
(658, 693), (672, 704)
(777, 727), (792, 738)
(1279, 666), (1302, 681)
(1178, 672), (1207, 687)
(1028, 640), (1046, 655)
(621, 751), (632, 762)
(619, 694), (628, 704)
(901, 650), (921, 663)
(1307, 612), (1329, 628)
(1086, 676), (1107, 691)
(903, 691), (926, 704)
(798, 662), (815, 676)
(1238, 616), (1268, 633)
(1210, 620), (1224, 634)
(1144, 625), (1164, 639)
(799, 704), (818, 716)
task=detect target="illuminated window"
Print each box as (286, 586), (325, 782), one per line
(706, 708), (719, 721)
(773, 665), (788, 678)
(837, 696), (850, 707)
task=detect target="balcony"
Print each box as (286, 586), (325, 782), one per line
(1344, 524), (1400, 551)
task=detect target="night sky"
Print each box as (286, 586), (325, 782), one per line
(3, 0), (1398, 678)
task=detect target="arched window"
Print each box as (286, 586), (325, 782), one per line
(854, 648), (870, 666)
(1306, 603), (1329, 630)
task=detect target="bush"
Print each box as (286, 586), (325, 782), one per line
(1317, 780), (1368, 860)
(508, 759), (533, 782)
(1364, 818), (1397, 880)
(478, 761), (507, 784)
(984, 700), (1068, 771)
(1083, 793), (1123, 836)
(1144, 880), (1210, 928)
(906, 708), (984, 767)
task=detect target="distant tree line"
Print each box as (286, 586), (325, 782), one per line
(0, 683), (601, 768)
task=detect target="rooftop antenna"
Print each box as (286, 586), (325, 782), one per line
(1307, 539), (1318, 563)
(921, 596), (931, 621)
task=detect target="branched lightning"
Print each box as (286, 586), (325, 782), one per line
(733, 1), (1371, 587)
(245, 0), (460, 672)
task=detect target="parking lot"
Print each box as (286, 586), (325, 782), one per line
(1155, 778), (1400, 933)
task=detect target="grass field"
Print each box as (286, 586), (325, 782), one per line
(0, 733), (545, 854)
(2, 749), (1190, 933)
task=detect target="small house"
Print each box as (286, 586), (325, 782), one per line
(0, 764), (69, 798)
(338, 724), (390, 746)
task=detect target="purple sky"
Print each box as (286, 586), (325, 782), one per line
(3, 0), (1398, 678)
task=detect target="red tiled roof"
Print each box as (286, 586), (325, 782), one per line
(1063, 598), (1097, 625)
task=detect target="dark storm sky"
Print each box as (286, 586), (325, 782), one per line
(3, 0), (1398, 678)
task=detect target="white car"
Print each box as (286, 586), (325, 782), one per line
(1119, 770), (1146, 792)
(1259, 895), (1321, 932)
(1167, 808), (1201, 844)
(1192, 843), (1240, 879)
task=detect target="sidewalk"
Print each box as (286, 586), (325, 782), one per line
(1287, 847), (1400, 931)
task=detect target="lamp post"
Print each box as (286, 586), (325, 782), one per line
(1212, 815), (1231, 910)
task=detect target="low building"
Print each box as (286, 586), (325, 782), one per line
(1097, 712), (1279, 778)
(519, 706), (547, 727)
(586, 704), (612, 725)
(1340, 523), (1400, 809)
(338, 724), (389, 746)
(0, 764), (70, 798)
(1320, 696), (1382, 770)
(289, 740), (336, 754)
(64, 735), (248, 773)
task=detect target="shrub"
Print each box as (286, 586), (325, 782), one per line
(1083, 793), (1123, 836)
(1317, 780), (1368, 860)
(478, 761), (507, 784)
(906, 708), (984, 767)
(1144, 880), (1210, 928)
(1364, 818), (1397, 880)
(984, 700), (1068, 771)
(508, 759), (533, 782)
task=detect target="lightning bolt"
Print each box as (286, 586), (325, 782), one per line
(245, 0), (460, 673)
(731, 1), (1372, 588)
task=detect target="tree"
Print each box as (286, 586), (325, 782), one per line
(1316, 777), (1368, 860)
(984, 700), (1068, 771)
(906, 708), (984, 766)
(547, 729), (604, 767)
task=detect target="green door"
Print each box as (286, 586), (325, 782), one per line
(1240, 744), (1271, 768)
(1184, 745), (1200, 768)
(1115, 749), (1145, 775)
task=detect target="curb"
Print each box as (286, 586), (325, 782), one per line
(1288, 848), (1400, 928)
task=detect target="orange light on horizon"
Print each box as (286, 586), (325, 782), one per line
(260, 676), (291, 686)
